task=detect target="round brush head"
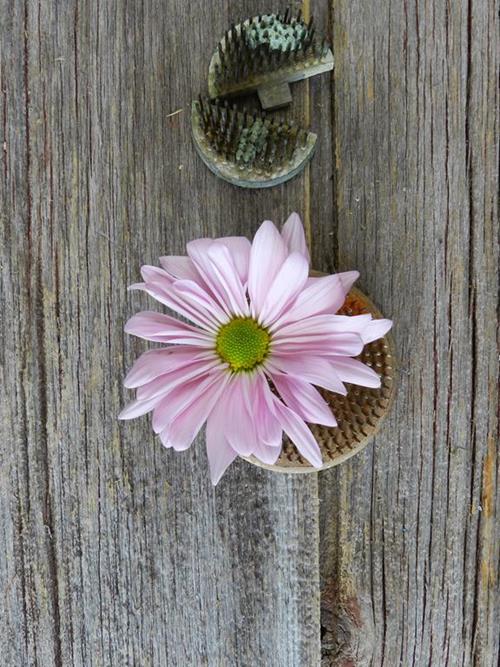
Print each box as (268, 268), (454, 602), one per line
(191, 97), (317, 188)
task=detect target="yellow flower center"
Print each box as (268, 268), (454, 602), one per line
(216, 317), (270, 372)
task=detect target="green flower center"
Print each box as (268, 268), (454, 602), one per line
(216, 317), (270, 372)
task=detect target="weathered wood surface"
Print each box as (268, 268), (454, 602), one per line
(318, 1), (499, 665)
(0, 2), (497, 667)
(0, 1), (320, 665)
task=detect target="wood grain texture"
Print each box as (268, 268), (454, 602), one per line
(318, 1), (499, 665)
(0, 0), (498, 666)
(0, 1), (320, 665)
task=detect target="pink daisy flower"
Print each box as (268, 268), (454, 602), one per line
(120, 214), (392, 484)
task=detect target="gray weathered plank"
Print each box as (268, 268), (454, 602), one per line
(318, 1), (499, 665)
(0, 1), (321, 665)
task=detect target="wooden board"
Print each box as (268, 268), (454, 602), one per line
(318, 1), (499, 665)
(0, 1), (320, 665)
(0, 1), (497, 666)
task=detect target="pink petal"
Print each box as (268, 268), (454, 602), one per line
(134, 264), (229, 331)
(206, 400), (239, 484)
(128, 282), (146, 292)
(273, 314), (372, 339)
(272, 332), (365, 358)
(186, 238), (214, 255)
(207, 434), (238, 485)
(254, 373), (283, 447)
(248, 220), (288, 315)
(169, 280), (229, 328)
(152, 373), (223, 434)
(252, 440), (282, 465)
(272, 399), (323, 468)
(125, 311), (213, 346)
(281, 212), (310, 262)
(137, 358), (222, 401)
(163, 372), (229, 451)
(186, 240), (239, 316)
(216, 237), (251, 285)
(159, 255), (202, 283)
(226, 373), (283, 463)
(268, 356), (347, 395)
(259, 252), (309, 326)
(329, 356), (381, 388)
(159, 428), (173, 449)
(207, 244), (250, 316)
(273, 271), (359, 327)
(124, 347), (203, 388)
(176, 236), (251, 287)
(272, 374), (337, 427)
(135, 278), (222, 331)
(276, 314), (391, 348)
(118, 395), (162, 420)
(361, 318), (393, 343)
(140, 265), (171, 284)
(221, 377), (258, 456)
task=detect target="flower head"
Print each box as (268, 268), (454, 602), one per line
(120, 214), (392, 484)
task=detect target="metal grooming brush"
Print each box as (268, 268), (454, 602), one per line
(191, 97), (317, 188)
(208, 9), (334, 110)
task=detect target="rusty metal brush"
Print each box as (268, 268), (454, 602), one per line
(208, 10), (334, 110)
(191, 97), (316, 188)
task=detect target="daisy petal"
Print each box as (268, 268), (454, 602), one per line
(206, 400), (239, 484)
(207, 244), (249, 316)
(180, 236), (251, 287)
(259, 252), (309, 326)
(124, 348), (199, 388)
(281, 212), (310, 262)
(187, 240), (239, 316)
(254, 373), (283, 447)
(243, 374), (282, 462)
(222, 377), (258, 456)
(268, 356), (347, 395)
(329, 356), (381, 388)
(274, 271), (359, 326)
(170, 279), (229, 327)
(217, 236), (251, 285)
(125, 311), (213, 345)
(164, 372), (229, 451)
(252, 440), (282, 466)
(207, 433), (238, 485)
(361, 318), (393, 343)
(137, 358), (221, 401)
(152, 373), (222, 434)
(118, 395), (161, 420)
(159, 428), (173, 449)
(273, 332), (365, 358)
(139, 279), (221, 331)
(248, 220), (288, 315)
(136, 263), (226, 330)
(128, 282), (146, 291)
(159, 255), (202, 283)
(272, 374), (337, 427)
(272, 399), (323, 468)
(273, 314), (372, 339)
(141, 265), (171, 284)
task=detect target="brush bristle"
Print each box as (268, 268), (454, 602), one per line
(195, 97), (309, 173)
(213, 12), (330, 93)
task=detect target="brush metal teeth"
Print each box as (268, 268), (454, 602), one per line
(196, 97), (307, 170)
(191, 98), (317, 188)
(209, 11), (333, 101)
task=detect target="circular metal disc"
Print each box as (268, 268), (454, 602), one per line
(191, 103), (317, 189)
